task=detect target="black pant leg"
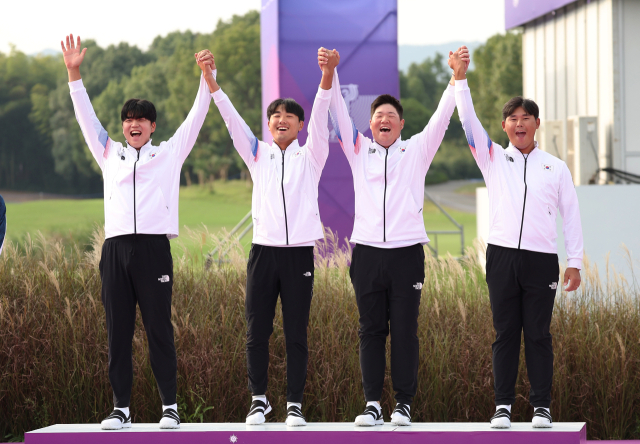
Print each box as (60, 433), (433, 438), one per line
(277, 246), (315, 403)
(100, 237), (137, 408)
(387, 244), (424, 405)
(486, 244), (523, 406)
(245, 244), (280, 397)
(521, 250), (559, 408)
(351, 245), (389, 402)
(131, 236), (177, 406)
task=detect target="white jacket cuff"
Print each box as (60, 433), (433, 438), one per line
(567, 258), (582, 270)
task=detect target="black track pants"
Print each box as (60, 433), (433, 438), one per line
(245, 244), (314, 403)
(486, 244), (559, 408)
(350, 243), (425, 405)
(99, 234), (176, 408)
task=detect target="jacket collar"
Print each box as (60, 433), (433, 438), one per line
(507, 141), (538, 158)
(126, 139), (153, 155)
(373, 136), (402, 151)
(272, 139), (300, 154)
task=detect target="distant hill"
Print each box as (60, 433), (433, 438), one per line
(31, 48), (61, 57)
(399, 42), (482, 72)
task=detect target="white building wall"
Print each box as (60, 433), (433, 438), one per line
(522, 0), (640, 179)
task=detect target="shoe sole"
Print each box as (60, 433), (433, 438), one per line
(532, 423), (553, 428)
(490, 423), (511, 429)
(391, 419), (411, 426)
(354, 418), (383, 426)
(101, 422), (132, 430)
(286, 419), (307, 427)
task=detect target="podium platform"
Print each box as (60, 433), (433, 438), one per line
(26, 422), (587, 444)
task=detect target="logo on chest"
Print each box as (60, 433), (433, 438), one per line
(542, 164), (554, 171)
(293, 150), (303, 158)
(368, 148), (376, 154)
(149, 152), (157, 159)
(505, 153), (514, 162)
(400, 147), (406, 154)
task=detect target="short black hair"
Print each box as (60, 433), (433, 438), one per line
(267, 98), (304, 122)
(371, 94), (403, 120)
(121, 99), (157, 124)
(502, 96), (539, 121)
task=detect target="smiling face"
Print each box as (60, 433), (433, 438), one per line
(122, 117), (156, 149)
(268, 104), (304, 149)
(502, 106), (540, 152)
(370, 104), (404, 148)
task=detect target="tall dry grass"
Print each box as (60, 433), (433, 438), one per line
(0, 229), (638, 440)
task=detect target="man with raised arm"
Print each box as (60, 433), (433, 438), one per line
(322, 47), (469, 427)
(450, 49), (583, 429)
(62, 34), (217, 430)
(203, 48), (338, 426)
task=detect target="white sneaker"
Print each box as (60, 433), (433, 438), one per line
(490, 407), (511, 428)
(390, 403), (411, 426)
(101, 410), (132, 430)
(246, 398), (272, 425)
(285, 405), (307, 426)
(532, 408), (553, 428)
(355, 405), (383, 426)
(159, 408), (180, 429)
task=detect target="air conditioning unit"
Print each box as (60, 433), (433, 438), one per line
(566, 116), (599, 186)
(537, 120), (566, 161)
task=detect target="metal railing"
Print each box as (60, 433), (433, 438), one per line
(423, 191), (465, 258)
(204, 210), (253, 269)
(205, 193), (465, 266)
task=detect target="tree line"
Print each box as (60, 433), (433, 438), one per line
(0, 10), (521, 193)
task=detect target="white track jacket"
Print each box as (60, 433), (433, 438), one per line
(455, 79), (583, 269)
(329, 72), (456, 247)
(213, 81), (331, 246)
(69, 73), (213, 240)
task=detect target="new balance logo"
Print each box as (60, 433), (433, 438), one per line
(369, 148), (376, 154)
(549, 282), (558, 290)
(158, 275), (170, 283)
(413, 282), (423, 290)
(303, 272), (312, 277)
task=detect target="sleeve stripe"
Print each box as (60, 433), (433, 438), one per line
(251, 136), (259, 159)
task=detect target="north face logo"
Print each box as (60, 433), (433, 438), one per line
(368, 148), (376, 154)
(303, 272), (312, 277)
(549, 282), (558, 290)
(158, 275), (170, 283)
(505, 153), (514, 162)
(413, 282), (423, 290)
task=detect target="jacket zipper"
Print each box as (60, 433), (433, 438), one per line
(383, 148), (389, 242)
(281, 150), (289, 245)
(517, 152), (529, 249)
(133, 149), (140, 234)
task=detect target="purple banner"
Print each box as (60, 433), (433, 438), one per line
(505, 0), (576, 29)
(260, 0), (399, 247)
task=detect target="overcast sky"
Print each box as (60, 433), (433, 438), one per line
(0, 0), (505, 55)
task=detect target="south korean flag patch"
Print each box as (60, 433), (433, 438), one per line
(542, 163), (554, 172)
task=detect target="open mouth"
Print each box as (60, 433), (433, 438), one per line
(130, 131), (142, 137)
(380, 126), (391, 133)
(277, 126), (288, 133)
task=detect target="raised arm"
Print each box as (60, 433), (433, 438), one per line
(167, 50), (217, 164)
(322, 50), (360, 168)
(63, 34), (110, 170)
(209, 53), (260, 168)
(413, 47), (469, 167)
(558, 163), (583, 291)
(452, 48), (494, 174)
(305, 48), (338, 173)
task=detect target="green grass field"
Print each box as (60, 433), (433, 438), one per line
(5, 180), (476, 258)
